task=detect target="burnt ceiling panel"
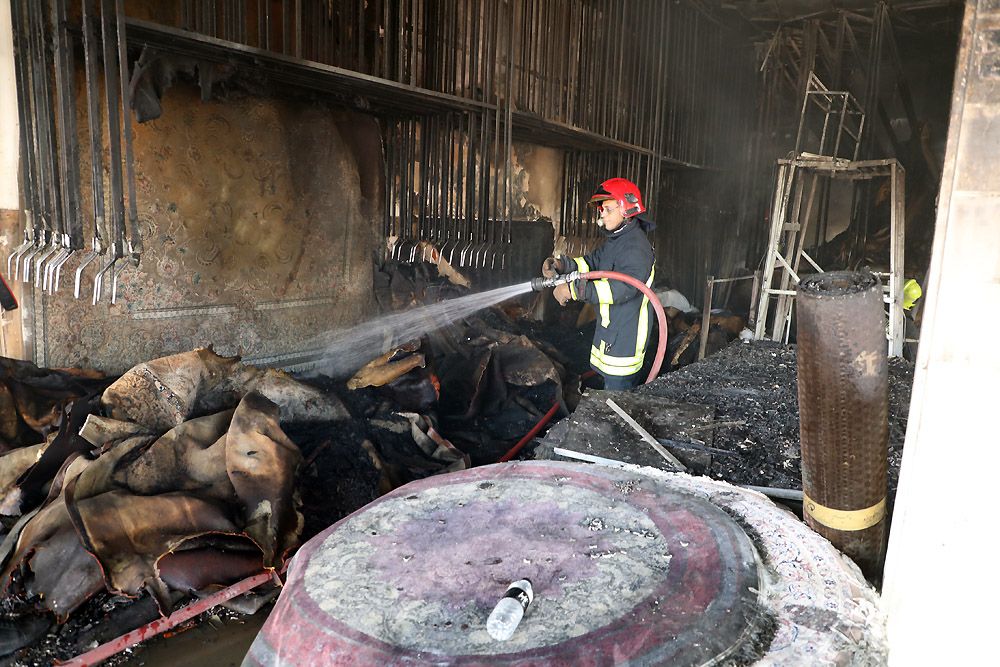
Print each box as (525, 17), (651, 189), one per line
(722, 0), (963, 28)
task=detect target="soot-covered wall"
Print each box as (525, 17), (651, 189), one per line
(31, 82), (380, 372)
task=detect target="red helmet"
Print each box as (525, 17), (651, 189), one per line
(589, 177), (645, 218)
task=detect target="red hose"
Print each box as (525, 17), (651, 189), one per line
(579, 270), (668, 385)
(498, 400), (560, 462)
(500, 272), (667, 463)
(60, 565), (287, 666)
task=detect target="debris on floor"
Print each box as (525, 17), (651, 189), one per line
(0, 285), (914, 663)
(0, 348), (345, 664)
(535, 339), (913, 504)
(535, 391), (717, 474)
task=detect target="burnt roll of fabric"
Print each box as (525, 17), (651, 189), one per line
(796, 270), (888, 580)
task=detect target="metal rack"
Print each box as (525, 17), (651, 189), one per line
(794, 73), (866, 161)
(753, 155), (906, 357)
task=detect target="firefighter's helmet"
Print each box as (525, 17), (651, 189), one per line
(902, 278), (922, 311)
(589, 178), (645, 218)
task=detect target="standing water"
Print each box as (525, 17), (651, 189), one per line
(295, 282), (534, 378)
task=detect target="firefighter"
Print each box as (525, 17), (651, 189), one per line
(542, 178), (656, 390)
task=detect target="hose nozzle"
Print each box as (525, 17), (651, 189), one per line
(530, 271), (581, 291)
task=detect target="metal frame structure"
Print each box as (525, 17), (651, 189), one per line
(697, 272), (761, 361)
(6, 0), (142, 305)
(794, 73), (866, 161)
(7, 1), (747, 297)
(753, 155), (906, 357)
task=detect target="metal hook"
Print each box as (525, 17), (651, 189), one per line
(33, 236), (61, 289)
(92, 250), (119, 305)
(42, 245), (67, 293)
(7, 228), (32, 279)
(110, 257), (130, 304)
(21, 230), (48, 283)
(50, 246), (75, 293)
(46, 234), (74, 293)
(74, 238), (100, 300)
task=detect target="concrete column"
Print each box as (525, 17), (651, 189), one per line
(882, 1), (1000, 663)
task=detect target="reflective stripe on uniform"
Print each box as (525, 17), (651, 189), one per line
(634, 266), (655, 353)
(590, 344), (644, 376)
(578, 259), (655, 377)
(570, 257), (591, 303)
(594, 280), (614, 326)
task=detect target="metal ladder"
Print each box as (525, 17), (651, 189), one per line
(754, 158), (828, 344)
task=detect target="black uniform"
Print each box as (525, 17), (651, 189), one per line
(555, 218), (655, 388)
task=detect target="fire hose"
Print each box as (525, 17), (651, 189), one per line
(500, 270), (667, 462)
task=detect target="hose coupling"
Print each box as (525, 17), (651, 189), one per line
(530, 271), (581, 291)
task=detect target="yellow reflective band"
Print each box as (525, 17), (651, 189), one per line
(803, 493), (886, 532)
(569, 281), (578, 300)
(594, 279), (614, 304)
(635, 266), (655, 354)
(593, 279), (613, 326)
(590, 345), (643, 376)
(573, 257), (591, 273)
(636, 295), (649, 351)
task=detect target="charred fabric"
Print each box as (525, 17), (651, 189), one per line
(0, 259), (912, 663)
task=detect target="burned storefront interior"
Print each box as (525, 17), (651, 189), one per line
(0, 0), (994, 664)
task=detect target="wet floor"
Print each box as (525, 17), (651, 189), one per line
(120, 608), (270, 666)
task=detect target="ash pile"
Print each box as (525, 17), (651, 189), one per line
(534, 340), (913, 505)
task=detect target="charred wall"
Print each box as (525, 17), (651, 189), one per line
(32, 81), (380, 372)
(4, 0), (768, 371)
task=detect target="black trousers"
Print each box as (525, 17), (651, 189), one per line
(600, 371), (643, 391)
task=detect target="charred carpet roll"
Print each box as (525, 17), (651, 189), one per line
(796, 270), (888, 580)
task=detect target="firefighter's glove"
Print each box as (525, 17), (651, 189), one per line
(553, 282), (572, 306)
(541, 257), (559, 279)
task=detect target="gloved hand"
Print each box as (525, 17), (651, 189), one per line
(553, 282), (572, 306)
(541, 256), (559, 279)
